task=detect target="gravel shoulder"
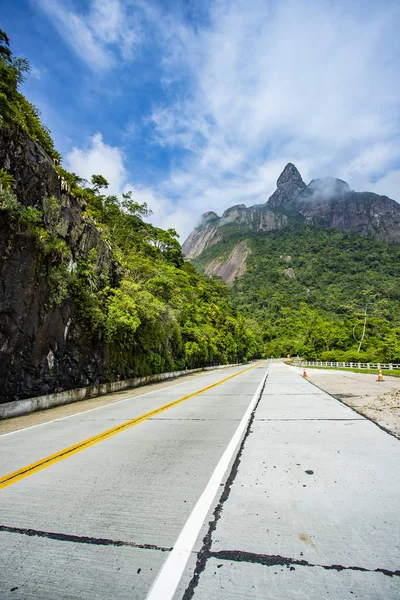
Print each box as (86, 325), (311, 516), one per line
(291, 367), (400, 438)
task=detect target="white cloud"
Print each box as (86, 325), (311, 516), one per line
(65, 133), (128, 194)
(64, 133), (185, 233)
(35, 0), (140, 71)
(367, 169), (400, 202)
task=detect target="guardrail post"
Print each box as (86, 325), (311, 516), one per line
(389, 363), (393, 370)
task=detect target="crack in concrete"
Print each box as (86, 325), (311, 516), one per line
(0, 524), (171, 552)
(209, 549), (400, 578)
(181, 372), (269, 599)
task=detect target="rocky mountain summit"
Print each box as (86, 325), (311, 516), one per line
(267, 163), (306, 209)
(182, 163), (400, 259)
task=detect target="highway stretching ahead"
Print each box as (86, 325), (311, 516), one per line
(0, 361), (399, 599)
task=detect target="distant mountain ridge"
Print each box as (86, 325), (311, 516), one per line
(182, 163), (400, 259)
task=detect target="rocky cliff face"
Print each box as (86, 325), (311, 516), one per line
(183, 163), (400, 259)
(182, 225), (222, 260)
(0, 127), (118, 403)
(287, 186), (400, 242)
(204, 241), (250, 285)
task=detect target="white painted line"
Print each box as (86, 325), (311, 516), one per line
(146, 364), (270, 600)
(0, 365), (246, 438)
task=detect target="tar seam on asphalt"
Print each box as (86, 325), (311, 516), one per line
(0, 524), (171, 552)
(208, 550), (400, 578)
(306, 378), (400, 440)
(181, 368), (269, 600)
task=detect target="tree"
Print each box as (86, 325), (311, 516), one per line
(90, 174), (109, 193)
(121, 191), (152, 219)
(352, 291), (387, 353)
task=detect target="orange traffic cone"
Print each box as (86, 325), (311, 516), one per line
(377, 369), (384, 382)
(303, 369), (308, 378)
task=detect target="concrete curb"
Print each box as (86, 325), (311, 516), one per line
(0, 364), (244, 420)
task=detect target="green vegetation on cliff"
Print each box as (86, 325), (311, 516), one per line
(0, 30), (60, 160)
(194, 225), (400, 362)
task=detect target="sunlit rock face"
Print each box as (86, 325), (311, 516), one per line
(182, 226), (222, 259)
(182, 163), (400, 259)
(204, 241), (250, 285)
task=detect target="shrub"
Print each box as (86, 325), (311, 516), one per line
(0, 187), (20, 212)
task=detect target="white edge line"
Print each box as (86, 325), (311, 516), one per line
(146, 364), (270, 600)
(0, 365), (249, 438)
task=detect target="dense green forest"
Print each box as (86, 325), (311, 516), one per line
(0, 30), (260, 381)
(194, 225), (400, 362)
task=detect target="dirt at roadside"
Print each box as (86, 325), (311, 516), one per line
(293, 367), (400, 438)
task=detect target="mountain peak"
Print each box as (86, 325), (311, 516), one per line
(268, 163), (306, 209)
(201, 211), (220, 225)
(277, 163), (304, 188)
(303, 177), (350, 200)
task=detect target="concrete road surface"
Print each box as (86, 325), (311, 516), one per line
(0, 361), (399, 599)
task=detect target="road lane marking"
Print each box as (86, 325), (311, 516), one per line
(146, 364), (270, 600)
(0, 363), (262, 490)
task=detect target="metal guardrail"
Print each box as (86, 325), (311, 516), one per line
(292, 360), (400, 370)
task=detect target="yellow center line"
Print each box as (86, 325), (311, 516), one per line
(0, 362), (262, 491)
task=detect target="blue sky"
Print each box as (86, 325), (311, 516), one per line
(1, 0), (400, 238)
